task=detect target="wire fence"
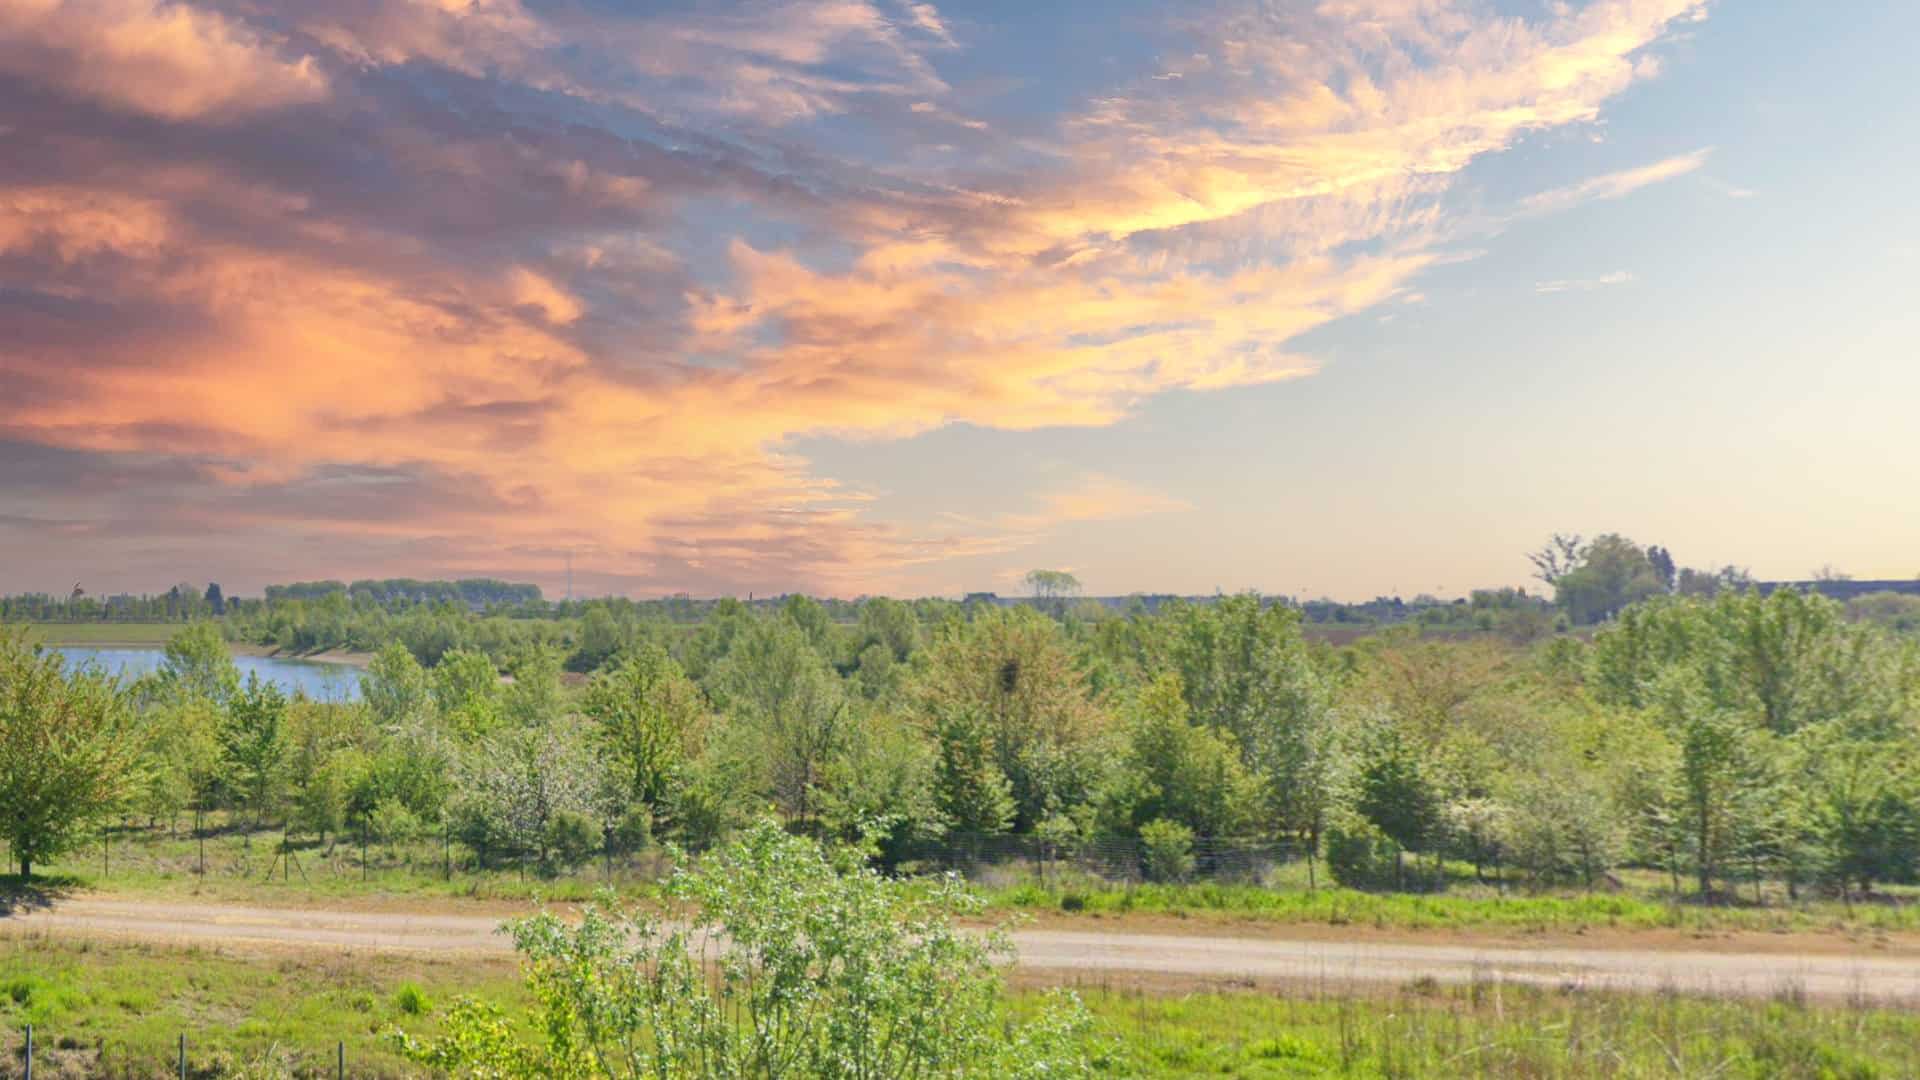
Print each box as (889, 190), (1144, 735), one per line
(1, 1027), (348, 1080)
(895, 832), (1305, 887)
(10, 821), (1311, 897)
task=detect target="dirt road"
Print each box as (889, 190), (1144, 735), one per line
(9, 897), (1920, 1003)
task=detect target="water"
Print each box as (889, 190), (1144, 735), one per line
(52, 647), (362, 702)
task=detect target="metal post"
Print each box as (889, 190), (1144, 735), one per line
(178, 1033), (186, 1079)
(337, 1040), (345, 1079)
(361, 812), (368, 883)
(24, 1023), (31, 1080)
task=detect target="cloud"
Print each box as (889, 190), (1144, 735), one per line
(0, 0), (328, 121)
(1535, 269), (1635, 293)
(1518, 148), (1712, 217)
(0, 0), (1711, 595)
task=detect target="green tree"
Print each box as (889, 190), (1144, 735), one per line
(1553, 534), (1669, 625)
(362, 641), (430, 725)
(0, 631), (140, 877)
(930, 706), (1016, 836)
(432, 648), (501, 737)
(710, 617), (851, 831)
(220, 674), (289, 828)
(1103, 675), (1258, 839)
(580, 644), (706, 811)
(1351, 715), (1444, 867)
(912, 608), (1108, 830)
(160, 621), (239, 704)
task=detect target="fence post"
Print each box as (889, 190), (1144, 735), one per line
(178, 1032), (186, 1078)
(23, 1023), (30, 1080)
(337, 1039), (345, 1079)
(361, 812), (369, 884)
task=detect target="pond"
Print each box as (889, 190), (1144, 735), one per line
(51, 647), (362, 702)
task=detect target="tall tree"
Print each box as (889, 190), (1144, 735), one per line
(0, 631), (140, 877)
(581, 644), (707, 811)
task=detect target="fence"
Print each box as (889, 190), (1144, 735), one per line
(895, 832), (1305, 887)
(3, 1028), (347, 1080)
(6, 819), (1315, 901)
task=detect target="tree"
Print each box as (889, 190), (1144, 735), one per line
(709, 616), (851, 831)
(1528, 533), (1584, 588)
(0, 631), (140, 877)
(1647, 546), (1677, 592)
(398, 821), (1093, 1078)
(362, 642), (430, 725)
(1660, 673), (1771, 896)
(580, 644), (706, 812)
(220, 674), (289, 827)
(431, 648), (501, 737)
(1351, 715), (1444, 871)
(912, 608), (1108, 831)
(160, 622), (239, 705)
(1101, 675), (1258, 839)
(930, 706), (1016, 836)
(203, 582), (226, 616)
(1023, 569), (1081, 615)
(1554, 534), (1668, 624)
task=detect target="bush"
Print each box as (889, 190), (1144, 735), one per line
(398, 819), (1093, 1078)
(392, 982), (432, 1016)
(1326, 816), (1399, 890)
(542, 809), (602, 873)
(607, 803), (652, 855)
(1140, 818), (1196, 883)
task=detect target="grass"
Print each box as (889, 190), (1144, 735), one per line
(25, 817), (1920, 937)
(8, 936), (1920, 1078)
(0, 935), (527, 1078)
(1062, 980), (1920, 1077)
(22, 622), (185, 646)
(972, 859), (1920, 937)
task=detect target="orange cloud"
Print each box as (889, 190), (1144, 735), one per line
(0, 0), (326, 121)
(0, 0), (1711, 595)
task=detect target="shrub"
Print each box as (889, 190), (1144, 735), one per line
(398, 819), (1093, 1078)
(1140, 818), (1196, 883)
(1326, 816), (1399, 890)
(542, 809), (602, 873)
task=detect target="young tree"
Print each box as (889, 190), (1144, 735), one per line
(710, 616), (851, 831)
(930, 706), (1016, 836)
(580, 643), (706, 811)
(912, 608), (1108, 830)
(220, 674), (289, 828)
(431, 648), (501, 737)
(0, 631), (140, 876)
(160, 621), (239, 705)
(362, 642), (431, 725)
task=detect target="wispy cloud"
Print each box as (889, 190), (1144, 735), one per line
(1535, 270), (1636, 294)
(1518, 149), (1712, 218)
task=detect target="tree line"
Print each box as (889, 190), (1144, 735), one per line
(6, 548), (1920, 898)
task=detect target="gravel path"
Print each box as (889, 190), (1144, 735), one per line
(10, 897), (1920, 1002)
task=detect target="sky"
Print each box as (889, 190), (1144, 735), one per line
(2, 0), (1915, 601)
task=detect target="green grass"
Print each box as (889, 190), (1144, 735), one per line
(20, 817), (673, 906)
(26, 817), (1920, 937)
(0, 936), (527, 1078)
(9, 937), (1920, 1078)
(974, 861), (1920, 936)
(1061, 981), (1920, 1077)
(23, 622), (185, 646)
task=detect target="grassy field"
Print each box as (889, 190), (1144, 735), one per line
(6, 936), (1920, 1078)
(22, 622), (185, 646)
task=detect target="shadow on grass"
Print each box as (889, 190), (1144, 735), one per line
(0, 873), (83, 916)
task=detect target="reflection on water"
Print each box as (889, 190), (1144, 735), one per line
(51, 647), (362, 702)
